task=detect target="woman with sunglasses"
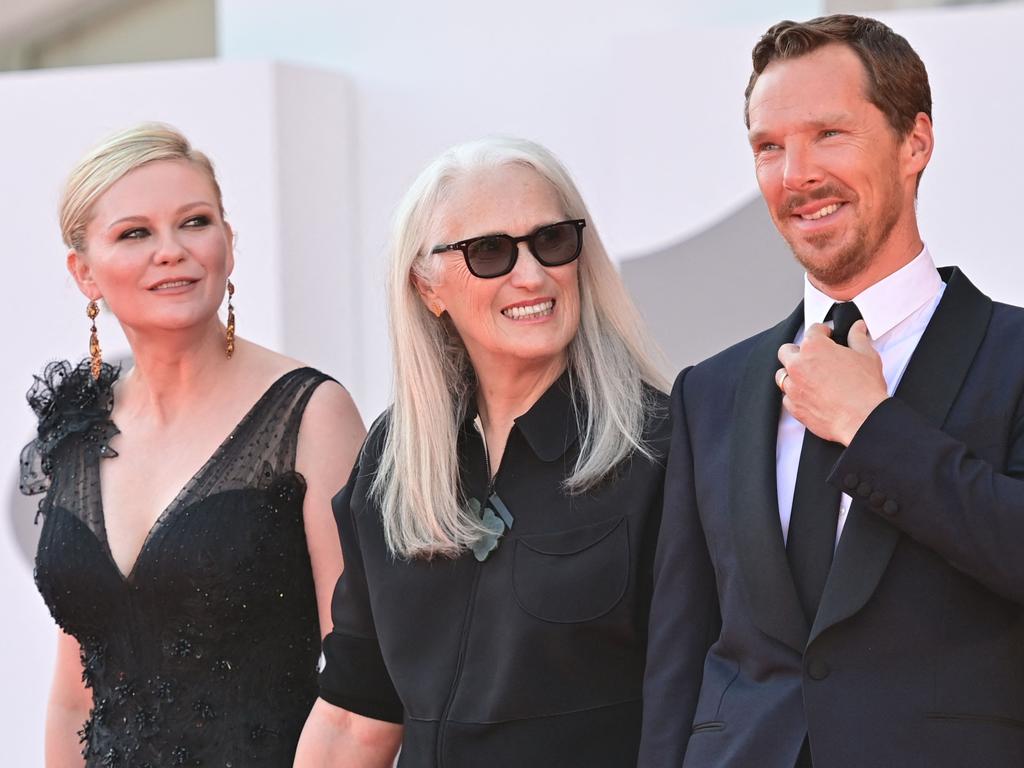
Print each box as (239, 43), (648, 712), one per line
(295, 137), (669, 766)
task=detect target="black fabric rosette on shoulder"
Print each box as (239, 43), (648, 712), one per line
(20, 359), (121, 497)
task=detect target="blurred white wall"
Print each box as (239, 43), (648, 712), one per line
(29, 0), (215, 69)
(0, 0), (216, 70)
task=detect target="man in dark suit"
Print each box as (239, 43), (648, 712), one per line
(639, 14), (1024, 768)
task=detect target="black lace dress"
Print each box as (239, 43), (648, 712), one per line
(21, 361), (332, 767)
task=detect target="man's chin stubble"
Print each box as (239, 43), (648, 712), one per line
(789, 232), (872, 289)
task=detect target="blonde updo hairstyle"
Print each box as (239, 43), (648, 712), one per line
(60, 122), (224, 253)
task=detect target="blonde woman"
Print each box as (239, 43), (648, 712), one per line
(295, 138), (669, 767)
(21, 124), (364, 767)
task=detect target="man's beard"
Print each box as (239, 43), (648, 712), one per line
(791, 219), (874, 287)
(779, 180), (903, 289)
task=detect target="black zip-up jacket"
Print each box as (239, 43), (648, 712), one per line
(320, 376), (670, 767)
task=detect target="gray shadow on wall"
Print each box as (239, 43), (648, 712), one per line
(9, 465), (43, 572)
(621, 195), (804, 375)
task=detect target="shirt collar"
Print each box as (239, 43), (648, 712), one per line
(462, 370), (580, 463)
(803, 245), (942, 339)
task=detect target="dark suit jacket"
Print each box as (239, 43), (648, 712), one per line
(639, 268), (1024, 768)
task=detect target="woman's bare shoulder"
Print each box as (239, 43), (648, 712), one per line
(233, 338), (308, 382)
(232, 339), (361, 439)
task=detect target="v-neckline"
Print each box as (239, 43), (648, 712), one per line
(97, 366), (310, 583)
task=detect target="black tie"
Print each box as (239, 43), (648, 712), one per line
(786, 301), (863, 623)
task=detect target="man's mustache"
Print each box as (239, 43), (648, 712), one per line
(780, 185), (850, 216)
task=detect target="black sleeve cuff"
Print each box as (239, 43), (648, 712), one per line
(319, 631), (404, 724)
(833, 397), (916, 477)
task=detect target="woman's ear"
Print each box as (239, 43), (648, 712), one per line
(224, 221), (236, 277)
(412, 273), (445, 318)
(66, 250), (102, 301)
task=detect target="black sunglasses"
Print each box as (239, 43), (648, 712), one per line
(430, 219), (586, 279)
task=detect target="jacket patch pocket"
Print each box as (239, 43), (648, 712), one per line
(691, 721), (726, 734)
(513, 516), (629, 623)
(926, 712), (1024, 731)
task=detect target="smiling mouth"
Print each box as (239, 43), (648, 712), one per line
(501, 299), (555, 320)
(150, 279), (197, 291)
(798, 202), (844, 221)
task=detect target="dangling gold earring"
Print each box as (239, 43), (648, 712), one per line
(431, 302), (444, 318)
(225, 279), (236, 358)
(86, 300), (102, 379)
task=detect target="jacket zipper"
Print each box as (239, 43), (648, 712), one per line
(436, 417), (494, 766)
(435, 562), (481, 766)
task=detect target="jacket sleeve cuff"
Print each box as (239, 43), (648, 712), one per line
(319, 631), (404, 724)
(829, 397), (933, 513)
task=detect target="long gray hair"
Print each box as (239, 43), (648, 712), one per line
(373, 137), (667, 559)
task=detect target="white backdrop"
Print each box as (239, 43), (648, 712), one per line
(3, 2), (1023, 760)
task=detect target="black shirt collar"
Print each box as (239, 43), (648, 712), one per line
(462, 371), (581, 463)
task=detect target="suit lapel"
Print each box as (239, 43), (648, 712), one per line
(810, 268), (994, 644)
(730, 302), (809, 653)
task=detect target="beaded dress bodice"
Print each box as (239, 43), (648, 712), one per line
(21, 361), (330, 767)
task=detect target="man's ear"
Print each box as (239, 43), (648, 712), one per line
(412, 273), (445, 317)
(904, 111), (934, 179)
(66, 250), (102, 301)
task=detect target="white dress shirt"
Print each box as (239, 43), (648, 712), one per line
(776, 247), (945, 545)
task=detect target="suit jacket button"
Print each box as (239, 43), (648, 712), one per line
(882, 499), (899, 516)
(843, 474), (859, 490)
(856, 482), (872, 498)
(869, 491), (886, 509)
(807, 658), (830, 680)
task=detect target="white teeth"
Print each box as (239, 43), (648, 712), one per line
(152, 280), (193, 290)
(802, 203), (842, 221)
(502, 299), (555, 320)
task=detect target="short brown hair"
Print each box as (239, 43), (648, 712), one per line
(743, 14), (931, 136)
